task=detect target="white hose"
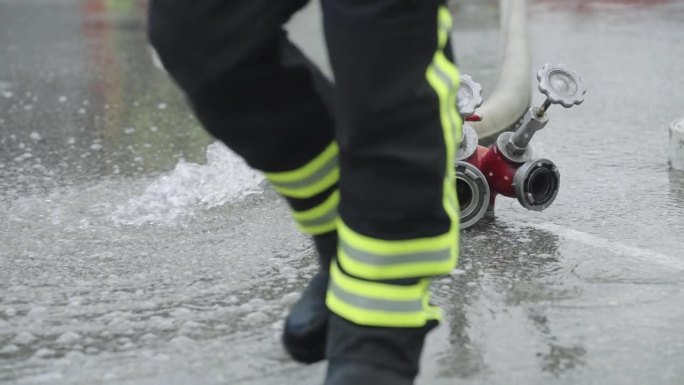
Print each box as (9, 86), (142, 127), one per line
(470, 0), (531, 145)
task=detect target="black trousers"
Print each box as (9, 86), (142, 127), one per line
(148, 0), (461, 377)
(148, 0), (456, 237)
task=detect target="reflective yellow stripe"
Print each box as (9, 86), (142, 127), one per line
(265, 142), (338, 183)
(291, 190), (339, 235)
(437, 5), (453, 41)
(326, 263), (442, 327)
(264, 142), (339, 198)
(337, 219), (456, 280)
(338, 219), (453, 254)
(428, 5), (460, 270)
(435, 53), (462, 145)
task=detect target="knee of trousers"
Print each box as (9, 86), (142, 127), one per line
(146, 3), (188, 73)
(146, 1), (281, 94)
(147, 10), (229, 92)
(147, 12), (204, 92)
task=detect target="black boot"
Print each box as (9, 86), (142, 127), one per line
(323, 314), (435, 385)
(325, 361), (413, 385)
(282, 231), (336, 363)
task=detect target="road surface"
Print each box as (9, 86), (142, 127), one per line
(1, 0), (683, 384)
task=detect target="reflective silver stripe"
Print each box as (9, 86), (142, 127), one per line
(268, 155), (339, 190)
(432, 62), (459, 140)
(438, 21), (451, 34)
(296, 207), (338, 229)
(340, 241), (451, 266)
(328, 280), (424, 313)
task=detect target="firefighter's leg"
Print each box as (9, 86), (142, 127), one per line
(147, 0), (337, 363)
(321, 1), (460, 383)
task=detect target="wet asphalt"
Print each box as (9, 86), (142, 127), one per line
(1, 0), (684, 384)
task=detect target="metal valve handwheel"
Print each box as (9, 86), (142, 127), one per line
(499, 64), (587, 163)
(537, 64), (586, 109)
(457, 74), (483, 117)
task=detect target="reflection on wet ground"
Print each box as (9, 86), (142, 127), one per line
(433, 221), (577, 380)
(0, 0), (210, 198)
(1, 0), (684, 384)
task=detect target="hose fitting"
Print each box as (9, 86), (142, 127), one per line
(513, 159), (560, 211)
(456, 161), (491, 229)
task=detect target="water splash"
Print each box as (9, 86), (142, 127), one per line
(112, 142), (264, 225)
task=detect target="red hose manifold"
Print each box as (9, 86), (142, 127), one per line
(456, 122), (561, 229)
(478, 142), (560, 211)
(455, 65), (585, 229)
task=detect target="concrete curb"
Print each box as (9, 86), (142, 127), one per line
(470, 0), (531, 145)
(670, 118), (684, 171)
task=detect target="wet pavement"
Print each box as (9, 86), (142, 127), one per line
(1, 0), (684, 384)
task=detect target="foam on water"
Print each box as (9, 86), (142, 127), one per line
(112, 142), (264, 225)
